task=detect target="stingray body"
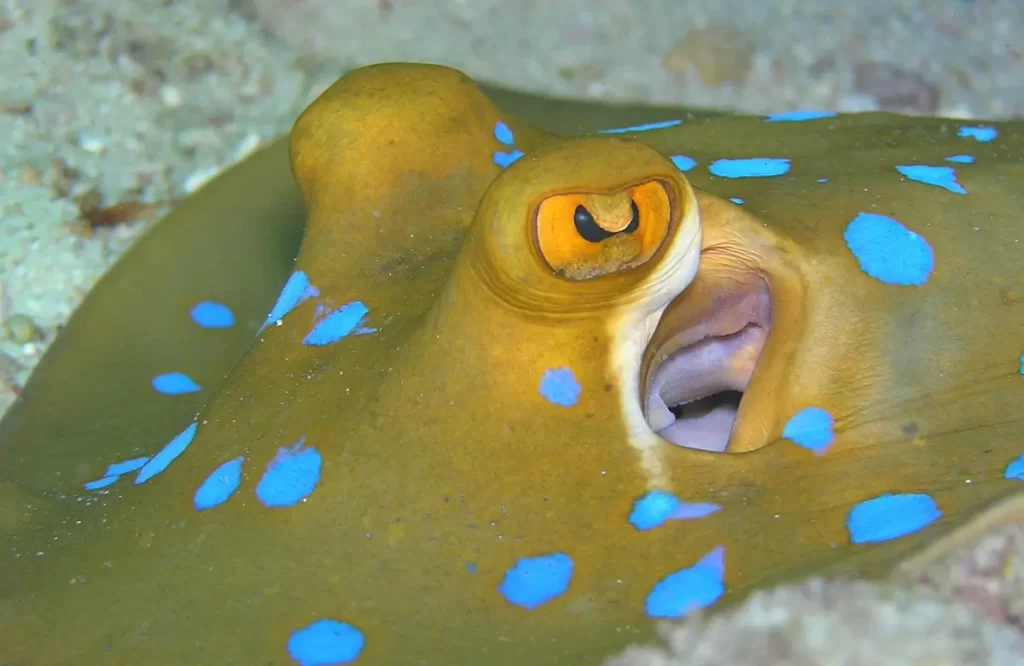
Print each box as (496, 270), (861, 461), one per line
(1, 64), (1023, 665)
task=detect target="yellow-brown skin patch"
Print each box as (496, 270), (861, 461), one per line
(1, 63), (1023, 665)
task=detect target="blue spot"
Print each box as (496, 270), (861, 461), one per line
(629, 490), (721, 530)
(782, 407), (835, 454)
(958, 125), (997, 142)
(671, 155), (697, 171)
(709, 158), (790, 178)
(843, 212), (934, 286)
(539, 367), (581, 407)
(1020, 353), (1024, 375)
(729, 197), (744, 204)
(498, 552), (573, 610)
(493, 149), (524, 168)
(847, 493), (942, 544)
(645, 546), (725, 619)
(287, 619), (365, 666)
(265, 271), (319, 327)
(668, 502), (722, 520)
(84, 456), (152, 490)
(817, 177), (828, 183)
(302, 301), (374, 347)
(104, 456), (150, 476)
(135, 421), (199, 484)
(946, 154), (975, 164)
(896, 165), (966, 194)
(765, 110), (836, 122)
(494, 121), (515, 146)
(491, 122), (524, 167)
(1005, 454), (1024, 480)
(190, 301), (235, 329)
(151, 372), (201, 395)
(194, 457), (244, 511)
(465, 561), (478, 573)
(256, 439), (322, 507)
(630, 491), (678, 530)
(598, 119), (682, 134)
(83, 476), (119, 490)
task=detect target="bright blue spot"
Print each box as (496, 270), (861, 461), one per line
(494, 121), (515, 146)
(896, 165), (966, 194)
(83, 475), (119, 490)
(958, 125), (997, 142)
(782, 407), (835, 454)
(465, 561), (478, 573)
(104, 456), (150, 476)
(190, 301), (235, 329)
(946, 154), (975, 164)
(302, 301), (373, 347)
(287, 619), (365, 666)
(629, 490), (720, 530)
(847, 493), (941, 544)
(671, 155), (697, 171)
(493, 149), (524, 168)
(135, 421), (199, 484)
(765, 110), (836, 122)
(1020, 353), (1024, 375)
(709, 158), (790, 178)
(539, 367), (581, 407)
(630, 490), (679, 530)
(645, 546), (726, 619)
(598, 119), (682, 134)
(265, 271), (318, 327)
(843, 212), (934, 286)
(669, 501), (722, 520)
(491, 122), (524, 167)
(1005, 454), (1024, 480)
(729, 197), (744, 204)
(256, 439), (322, 508)
(194, 457), (244, 511)
(498, 552), (573, 610)
(85, 456), (152, 490)
(817, 177), (828, 183)
(151, 372), (201, 395)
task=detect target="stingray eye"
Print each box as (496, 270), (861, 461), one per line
(623, 201), (640, 233)
(574, 202), (640, 243)
(535, 181), (671, 280)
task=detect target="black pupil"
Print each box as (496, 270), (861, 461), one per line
(574, 201), (640, 243)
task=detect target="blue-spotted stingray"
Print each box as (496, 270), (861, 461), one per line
(1, 63), (1023, 665)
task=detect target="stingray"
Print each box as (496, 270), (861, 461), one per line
(1, 63), (1022, 665)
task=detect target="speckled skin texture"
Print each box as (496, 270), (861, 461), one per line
(1, 64), (1023, 665)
